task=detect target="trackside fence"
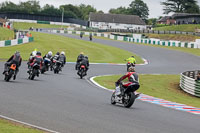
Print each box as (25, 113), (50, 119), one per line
(48, 29), (200, 49)
(0, 37), (34, 47)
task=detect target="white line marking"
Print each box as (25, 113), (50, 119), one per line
(0, 115), (60, 133)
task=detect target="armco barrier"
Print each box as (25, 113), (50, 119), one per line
(0, 37), (34, 47)
(48, 29), (200, 49)
(180, 71), (200, 97)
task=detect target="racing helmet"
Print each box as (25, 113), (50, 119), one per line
(48, 51), (53, 56)
(56, 52), (60, 55)
(36, 51), (41, 56)
(61, 51), (65, 55)
(84, 55), (88, 59)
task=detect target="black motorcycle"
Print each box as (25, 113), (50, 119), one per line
(41, 58), (51, 74)
(111, 82), (140, 108)
(77, 65), (87, 79)
(53, 60), (62, 74)
(4, 64), (16, 82)
(28, 63), (40, 80)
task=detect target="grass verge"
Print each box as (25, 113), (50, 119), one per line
(154, 24), (200, 32)
(0, 27), (14, 40)
(13, 22), (68, 30)
(145, 33), (200, 42)
(0, 118), (42, 133)
(0, 32), (143, 64)
(94, 74), (200, 108)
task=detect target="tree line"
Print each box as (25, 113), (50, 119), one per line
(0, 0), (199, 22)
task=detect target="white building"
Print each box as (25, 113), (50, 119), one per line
(89, 13), (146, 30)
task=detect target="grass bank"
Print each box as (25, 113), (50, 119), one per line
(0, 27), (14, 40)
(145, 33), (200, 42)
(154, 24), (200, 32)
(0, 32), (143, 64)
(0, 118), (42, 133)
(94, 74), (200, 108)
(14, 22), (68, 30)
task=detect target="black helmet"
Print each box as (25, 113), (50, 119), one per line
(84, 55), (88, 59)
(36, 51), (41, 56)
(132, 56), (134, 58)
(56, 52), (60, 55)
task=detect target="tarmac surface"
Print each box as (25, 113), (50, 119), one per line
(0, 32), (200, 133)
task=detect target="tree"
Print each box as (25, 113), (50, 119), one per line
(19, 0), (41, 14)
(128, 0), (149, 20)
(41, 4), (61, 16)
(162, 0), (200, 14)
(79, 4), (97, 20)
(0, 1), (19, 13)
(109, 7), (129, 14)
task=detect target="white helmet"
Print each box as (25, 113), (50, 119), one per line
(61, 51), (65, 55)
(32, 51), (37, 56)
(48, 51), (53, 56)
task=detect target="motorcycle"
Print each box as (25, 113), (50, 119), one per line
(126, 62), (135, 72)
(77, 65), (87, 79)
(4, 64), (16, 82)
(41, 58), (51, 74)
(28, 63), (40, 80)
(53, 60), (62, 74)
(111, 82), (140, 108)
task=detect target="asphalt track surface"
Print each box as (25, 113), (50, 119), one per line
(0, 32), (200, 133)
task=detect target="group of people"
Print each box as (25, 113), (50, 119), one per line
(2, 50), (90, 80)
(2, 51), (138, 97)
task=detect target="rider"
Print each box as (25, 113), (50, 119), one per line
(79, 56), (89, 71)
(89, 34), (92, 41)
(76, 52), (85, 70)
(115, 67), (140, 97)
(59, 51), (66, 67)
(125, 56), (136, 66)
(28, 51), (43, 76)
(51, 52), (60, 70)
(43, 51), (53, 59)
(3, 51), (22, 80)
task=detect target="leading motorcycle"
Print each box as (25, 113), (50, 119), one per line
(111, 82), (140, 108)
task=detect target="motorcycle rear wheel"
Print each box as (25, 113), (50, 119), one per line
(123, 92), (135, 108)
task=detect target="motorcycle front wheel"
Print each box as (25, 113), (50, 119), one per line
(111, 92), (116, 105)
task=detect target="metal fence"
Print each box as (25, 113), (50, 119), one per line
(0, 13), (88, 26)
(180, 70), (200, 97)
(97, 29), (200, 36)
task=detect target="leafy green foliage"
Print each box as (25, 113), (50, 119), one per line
(161, 0), (200, 14)
(109, 0), (149, 20)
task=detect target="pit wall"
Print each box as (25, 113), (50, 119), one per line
(49, 29), (200, 49)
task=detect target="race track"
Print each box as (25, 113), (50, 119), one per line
(0, 32), (200, 133)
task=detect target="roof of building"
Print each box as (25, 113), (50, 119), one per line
(172, 13), (200, 19)
(157, 16), (170, 22)
(89, 12), (146, 25)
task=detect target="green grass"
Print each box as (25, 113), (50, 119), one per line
(0, 27), (14, 40)
(145, 33), (200, 42)
(94, 35), (200, 57)
(0, 118), (42, 133)
(94, 74), (200, 108)
(13, 22), (68, 30)
(154, 24), (200, 32)
(0, 32), (143, 64)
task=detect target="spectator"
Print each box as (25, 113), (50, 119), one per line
(195, 72), (200, 81)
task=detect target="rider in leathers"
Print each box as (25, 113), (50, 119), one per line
(115, 67), (140, 96)
(28, 52), (43, 76)
(3, 51), (22, 80)
(76, 52), (84, 70)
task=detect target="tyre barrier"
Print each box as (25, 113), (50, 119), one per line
(180, 70), (200, 97)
